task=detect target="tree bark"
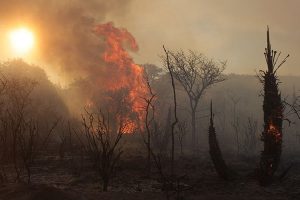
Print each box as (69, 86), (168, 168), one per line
(259, 27), (287, 186)
(163, 46), (178, 176)
(208, 101), (230, 180)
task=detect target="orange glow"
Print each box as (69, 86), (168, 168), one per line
(122, 120), (138, 134)
(268, 121), (282, 143)
(93, 22), (148, 133)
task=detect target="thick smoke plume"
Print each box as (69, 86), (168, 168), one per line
(0, 0), (130, 80)
(0, 0), (149, 119)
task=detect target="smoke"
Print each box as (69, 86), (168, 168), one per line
(0, 0), (149, 116)
(0, 0), (132, 82)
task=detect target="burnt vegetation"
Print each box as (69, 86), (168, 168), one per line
(258, 28), (290, 186)
(0, 28), (300, 200)
(208, 101), (231, 180)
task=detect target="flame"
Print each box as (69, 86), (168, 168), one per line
(267, 121), (282, 143)
(122, 120), (138, 134)
(93, 22), (148, 133)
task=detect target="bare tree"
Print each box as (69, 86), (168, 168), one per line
(81, 108), (130, 191)
(164, 49), (226, 151)
(163, 46), (178, 176)
(17, 118), (59, 183)
(0, 73), (60, 183)
(142, 73), (156, 174)
(141, 51), (198, 198)
(4, 77), (37, 181)
(284, 85), (300, 120)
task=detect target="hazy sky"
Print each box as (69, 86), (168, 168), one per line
(0, 0), (299, 79)
(108, 0), (300, 75)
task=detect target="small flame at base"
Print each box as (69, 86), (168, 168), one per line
(267, 121), (282, 143)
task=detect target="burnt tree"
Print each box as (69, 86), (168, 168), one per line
(258, 27), (289, 186)
(208, 101), (230, 180)
(163, 46), (178, 176)
(142, 73), (156, 175)
(81, 109), (126, 191)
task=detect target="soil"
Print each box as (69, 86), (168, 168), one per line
(0, 154), (299, 200)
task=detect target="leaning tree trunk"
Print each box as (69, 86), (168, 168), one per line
(209, 101), (230, 180)
(259, 28), (288, 186)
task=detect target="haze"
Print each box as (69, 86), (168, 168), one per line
(0, 0), (299, 83)
(0, 1), (300, 199)
(111, 0), (300, 75)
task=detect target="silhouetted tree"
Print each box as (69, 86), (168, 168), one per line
(163, 46), (178, 175)
(142, 73), (156, 175)
(81, 109), (128, 191)
(258, 27), (289, 186)
(163, 49), (226, 151)
(80, 88), (135, 192)
(17, 118), (59, 183)
(208, 101), (230, 180)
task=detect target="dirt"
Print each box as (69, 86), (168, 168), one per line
(0, 184), (85, 200)
(0, 154), (299, 200)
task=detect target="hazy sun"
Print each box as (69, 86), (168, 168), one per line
(9, 28), (35, 54)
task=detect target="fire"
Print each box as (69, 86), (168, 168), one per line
(267, 121), (282, 143)
(122, 120), (138, 134)
(93, 22), (148, 132)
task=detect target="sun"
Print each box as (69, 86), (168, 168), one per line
(9, 28), (35, 55)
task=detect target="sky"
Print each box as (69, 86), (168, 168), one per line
(109, 0), (300, 75)
(0, 0), (299, 84)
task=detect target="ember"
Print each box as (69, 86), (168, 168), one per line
(268, 121), (282, 143)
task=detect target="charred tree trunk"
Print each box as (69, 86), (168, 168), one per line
(163, 46), (178, 176)
(259, 27), (288, 186)
(143, 77), (156, 175)
(208, 101), (230, 180)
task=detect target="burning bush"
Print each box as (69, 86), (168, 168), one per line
(93, 22), (148, 124)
